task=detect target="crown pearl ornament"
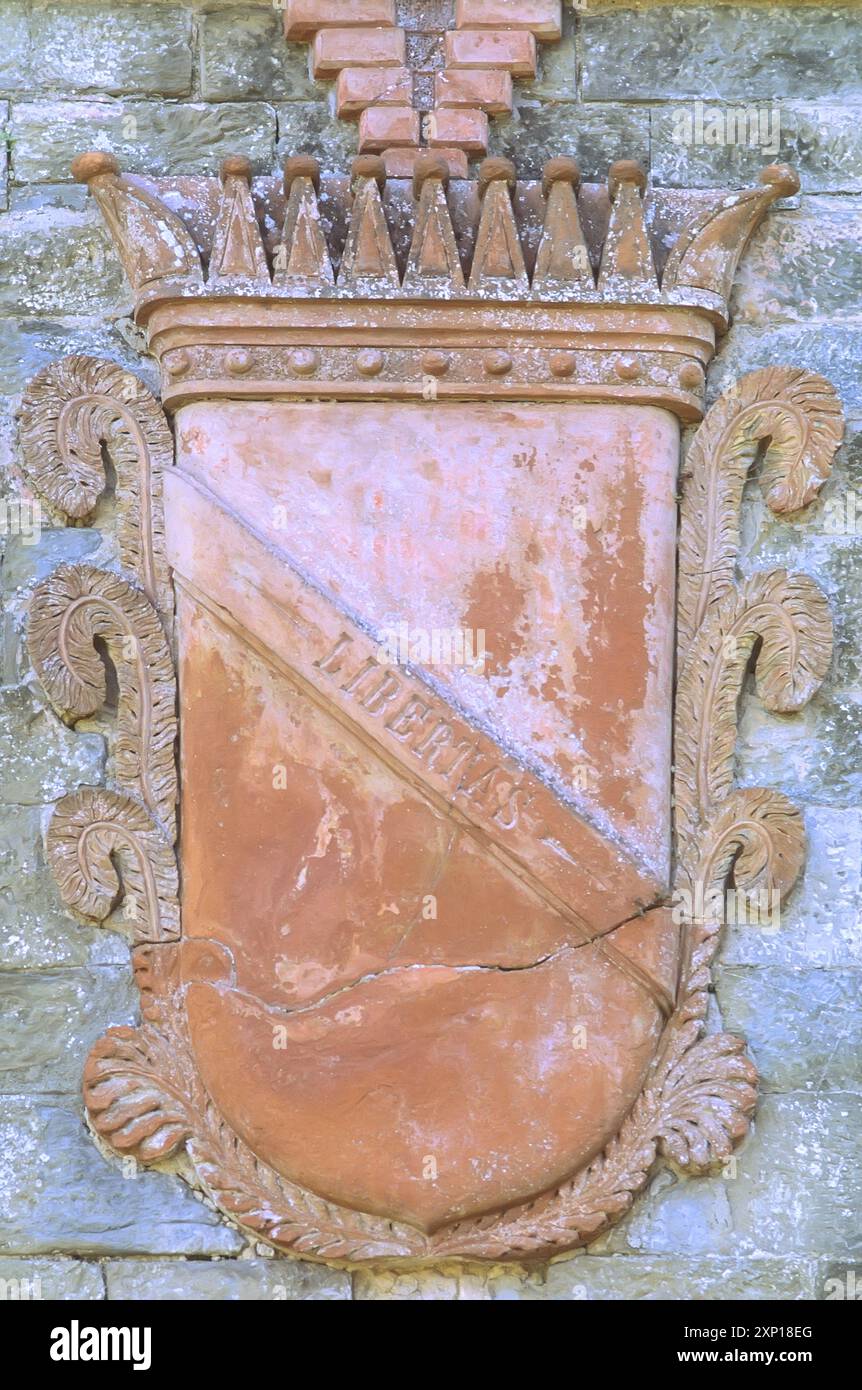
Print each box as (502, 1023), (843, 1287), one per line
(73, 149), (798, 421)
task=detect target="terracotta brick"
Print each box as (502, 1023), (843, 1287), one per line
(336, 66), (412, 119)
(455, 0), (562, 40)
(436, 69), (513, 115)
(312, 28), (406, 78)
(444, 28), (537, 76)
(382, 146), (469, 180)
(426, 107), (489, 154)
(285, 1), (396, 42)
(359, 105), (421, 152)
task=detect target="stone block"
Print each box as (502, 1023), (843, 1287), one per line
(727, 1094), (862, 1259)
(730, 198), (862, 327)
(543, 1253), (817, 1300)
(9, 185), (91, 214)
(0, 686), (105, 805)
(0, 320), (158, 401)
(0, 102), (8, 211)
(10, 100), (277, 184)
(0, 1256), (104, 1300)
(489, 102), (649, 181)
(276, 103), (358, 171)
(652, 104), (862, 195)
(0, 6), (32, 92)
(716, 967), (862, 1092)
(200, 8), (322, 102)
(581, 7), (862, 102)
(0, 1096), (244, 1256)
(352, 1264), (544, 1299)
(0, 206), (127, 316)
(1, 528), (102, 597)
(735, 689), (862, 810)
(0, 967), (138, 1094)
(30, 4), (192, 97)
(105, 1256), (350, 1300)
(604, 1095), (862, 1262)
(710, 324), (862, 419)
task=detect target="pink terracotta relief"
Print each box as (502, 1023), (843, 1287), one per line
(173, 399), (678, 878)
(13, 3), (847, 1265)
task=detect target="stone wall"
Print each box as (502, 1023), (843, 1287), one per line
(0, 0), (860, 1301)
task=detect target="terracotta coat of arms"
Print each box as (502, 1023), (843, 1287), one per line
(15, 3), (844, 1265)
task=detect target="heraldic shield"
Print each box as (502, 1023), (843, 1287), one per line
(18, 142), (843, 1263)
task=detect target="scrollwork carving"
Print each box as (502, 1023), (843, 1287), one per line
(677, 365), (843, 656)
(18, 355), (174, 620)
(48, 788), (179, 943)
(28, 563), (177, 838)
(662, 365), (843, 1210)
(675, 569), (833, 868)
(675, 367), (842, 921)
(21, 357), (180, 954)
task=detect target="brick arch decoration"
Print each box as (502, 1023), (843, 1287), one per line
(284, 0), (563, 176)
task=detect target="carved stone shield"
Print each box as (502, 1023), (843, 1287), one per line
(19, 145), (843, 1262)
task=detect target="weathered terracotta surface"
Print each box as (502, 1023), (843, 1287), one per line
(153, 392), (678, 1228)
(70, 148), (800, 425)
(160, 395), (679, 1228)
(10, 0), (844, 1268)
(172, 400), (678, 879)
(20, 348), (840, 1260)
(176, 597), (666, 1229)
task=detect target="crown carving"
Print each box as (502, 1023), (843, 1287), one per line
(71, 149), (798, 421)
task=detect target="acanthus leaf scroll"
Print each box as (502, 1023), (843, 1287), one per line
(18, 360), (179, 953)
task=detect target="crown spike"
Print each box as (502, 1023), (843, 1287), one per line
(533, 157), (594, 293)
(339, 156), (399, 293)
(402, 156), (465, 297)
(469, 158), (528, 296)
(662, 163), (801, 304)
(72, 151), (202, 292)
(598, 160), (658, 297)
(274, 156), (334, 290)
(72, 145), (795, 423)
(209, 156), (270, 287)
